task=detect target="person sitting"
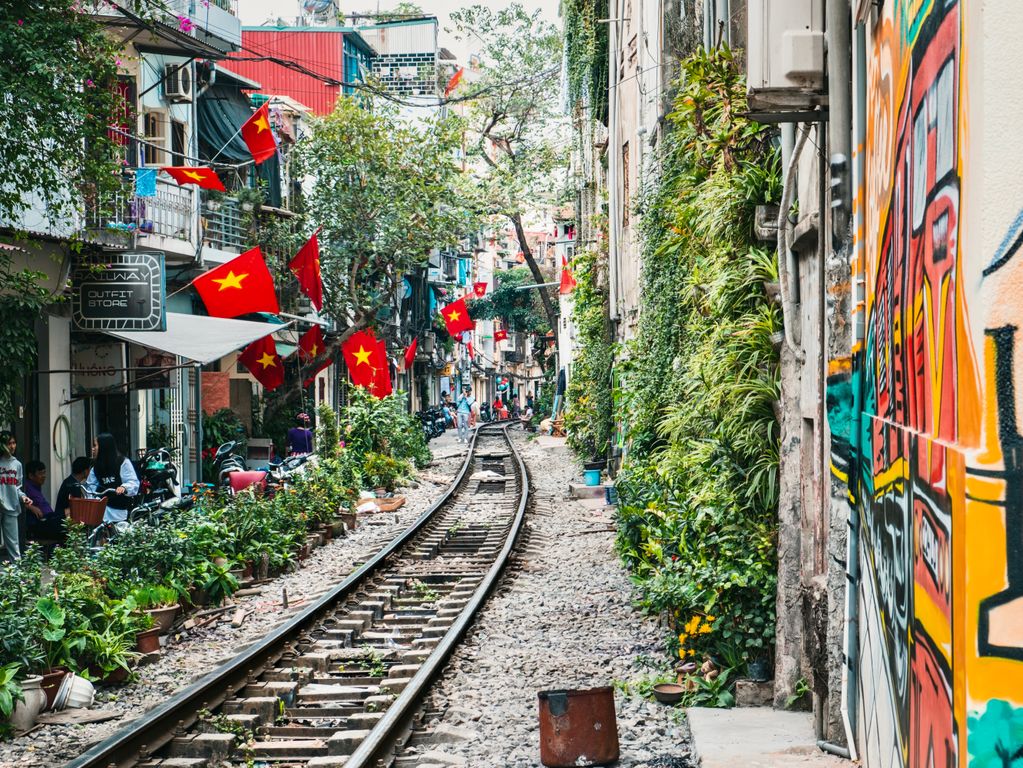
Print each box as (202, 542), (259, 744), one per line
(492, 397), (505, 421)
(287, 413), (314, 456)
(85, 433), (140, 524)
(519, 404), (535, 431)
(24, 460), (64, 549)
(55, 456), (92, 520)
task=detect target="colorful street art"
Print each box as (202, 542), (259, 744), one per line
(832, 0), (1023, 766)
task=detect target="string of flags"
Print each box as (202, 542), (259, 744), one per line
(167, 95), (577, 397)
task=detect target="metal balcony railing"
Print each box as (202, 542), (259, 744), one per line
(202, 198), (245, 253)
(85, 177), (194, 243)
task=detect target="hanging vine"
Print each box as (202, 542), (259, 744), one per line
(562, 0), (609, 124)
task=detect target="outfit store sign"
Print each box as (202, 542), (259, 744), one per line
(72, 252), (166, 332)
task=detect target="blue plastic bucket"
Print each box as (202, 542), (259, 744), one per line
(583, 469), (601, 487)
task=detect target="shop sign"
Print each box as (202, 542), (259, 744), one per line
(129, 344), (176, 390)
(72, 343), (126, 394)
(72, 252), (166, 331)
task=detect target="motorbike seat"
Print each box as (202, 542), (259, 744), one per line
(229, 470), (268, 495)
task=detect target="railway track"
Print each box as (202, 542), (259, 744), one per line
(67, 425), (529, 768)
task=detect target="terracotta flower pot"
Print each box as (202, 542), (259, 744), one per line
(147, 604), (181, 635)
(40, 667), (69, 711)
(136, 627), (162, 654)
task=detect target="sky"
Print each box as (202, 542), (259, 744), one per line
(239, 0), (560, 60)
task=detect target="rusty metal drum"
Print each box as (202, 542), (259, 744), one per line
(537, 686), (620, 767)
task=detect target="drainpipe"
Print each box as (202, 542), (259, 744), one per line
(832, 18), (868, 764)
(776, 124), (808, 364)
(607, 5), (622, 324)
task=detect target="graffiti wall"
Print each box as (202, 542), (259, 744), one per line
(841, 1), (1023, 766)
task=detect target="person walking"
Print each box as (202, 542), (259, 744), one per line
(287, 413), (314, 456)
(0, 431), (29, 561)
(85, 433), (140, 524)
(456, 385), (475, 443)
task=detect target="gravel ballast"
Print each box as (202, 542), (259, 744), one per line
(0, 443), (466, 767)
(394, 430), (692, 768)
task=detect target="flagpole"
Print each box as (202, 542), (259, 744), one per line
(209, 121), (248, 164)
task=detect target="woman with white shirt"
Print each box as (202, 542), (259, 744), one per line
(85, 433), (139, 523)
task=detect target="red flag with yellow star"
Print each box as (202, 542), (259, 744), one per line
(238, 334), (284, 391)
(303, 356), (333, 387)
(494, 328), (508, 342)
(298, 325), (326, 361)
(441, 297), (473, 335)
(341, 329), (383, 388)
(192, 246), (280, 318)
(162, 166), (226, 192)
(241, 102), (277, 165)
(289, 230), (323, 312)
(369, 339), (392, 398)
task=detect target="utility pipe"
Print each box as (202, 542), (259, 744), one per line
(776, 123), (810, 364)
(835, 19), (869, 764)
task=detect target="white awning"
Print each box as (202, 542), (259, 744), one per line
(104, 312), (289, 365)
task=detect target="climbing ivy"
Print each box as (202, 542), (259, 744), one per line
(562, 0), (609, 124)
(564, 216), (613, 461)
(614, 47), (783, 668)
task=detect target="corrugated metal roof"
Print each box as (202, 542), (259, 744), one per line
(230, 29), (347, 115)
(357, 19), (437, 55)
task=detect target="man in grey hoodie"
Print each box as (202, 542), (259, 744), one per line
(0, 430), (29, 561)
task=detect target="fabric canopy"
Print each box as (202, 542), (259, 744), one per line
(104, 312), (289, 365)
(197, 81), (282, 207)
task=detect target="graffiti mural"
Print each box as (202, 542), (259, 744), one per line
(843, 0), (1023, 765)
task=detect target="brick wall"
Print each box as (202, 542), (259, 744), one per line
(201, 371), (231, 414)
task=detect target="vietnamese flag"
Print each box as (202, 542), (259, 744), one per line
(494, 328), (508, 342)
(441, 297), (473, 335)
(559, 252), (577, 295)
(403, 337), (418, 371)
(341, 329), (382, 388)
(238, 335), (284, 391)
(298, 325), (326, 361)
(289, 230), (323, 312)
(473, 281), (488, 298)
(241, 102), (277, 165)
(303, 356), (333, 387)
(466, 341), (474, 359)
(444, 67), (465, 98)
(162, 166), (226, 192)
(369, 340), (392, 398)
(192, 246), (280, 318)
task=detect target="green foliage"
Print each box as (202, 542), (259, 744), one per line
(471, 267), (550, 336)
(614, 47), (781, 667)
(342, 388), (431, 470)
(562, 0), (610, 124)
(202, 408), (247, 478)
(0, 0), (125, 223)
(363, 452), (407, 492)
(316, 402), (341, 460)
(301, 98), (475, 330)
(0, 664), (24, 721)
(564, 223), (614, 460)
(0, 254), (53, 423)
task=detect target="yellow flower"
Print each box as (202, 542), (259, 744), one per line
(678, 647), (686, 659)
(706, 615), (715, 622)
(699, 624), (712, 634)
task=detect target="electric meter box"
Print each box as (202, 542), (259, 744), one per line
(747, 0), (826, 113)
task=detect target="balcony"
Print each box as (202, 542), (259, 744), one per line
(201, 196), (299, 261)
(165, 0), (241, 51)
(503, 331), (526, 364)
(85, 177), (195, 254)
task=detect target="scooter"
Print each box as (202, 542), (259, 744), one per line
(135, 446), (181, 503)
(212, 441), (247, 490)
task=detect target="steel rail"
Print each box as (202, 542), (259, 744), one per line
(66, 426), (483, 768)
(344, 422), (530, 767)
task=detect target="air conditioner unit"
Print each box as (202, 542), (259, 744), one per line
(746, 0), (826, 114)
(164, 64), (193, 103)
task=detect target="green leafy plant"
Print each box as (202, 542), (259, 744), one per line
(612, 46), (781, 669)
(0, 664), (24, 721)
(201, 562), (240, 606)
(363, 452), (409, 492)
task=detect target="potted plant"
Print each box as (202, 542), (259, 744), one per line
(34, 598), (79, 709)
(127, 585), (181, 635)
(202, 562), (240, 606)
(83, 622), (139, 686)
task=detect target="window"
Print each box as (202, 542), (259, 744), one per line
(171, 120), (187, 166)
(142, 111), (167, 166)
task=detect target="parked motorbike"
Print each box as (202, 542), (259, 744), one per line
(135, 446), (181, 503)
(417, 407), (447, 441)
(212, 441), (247, 490)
